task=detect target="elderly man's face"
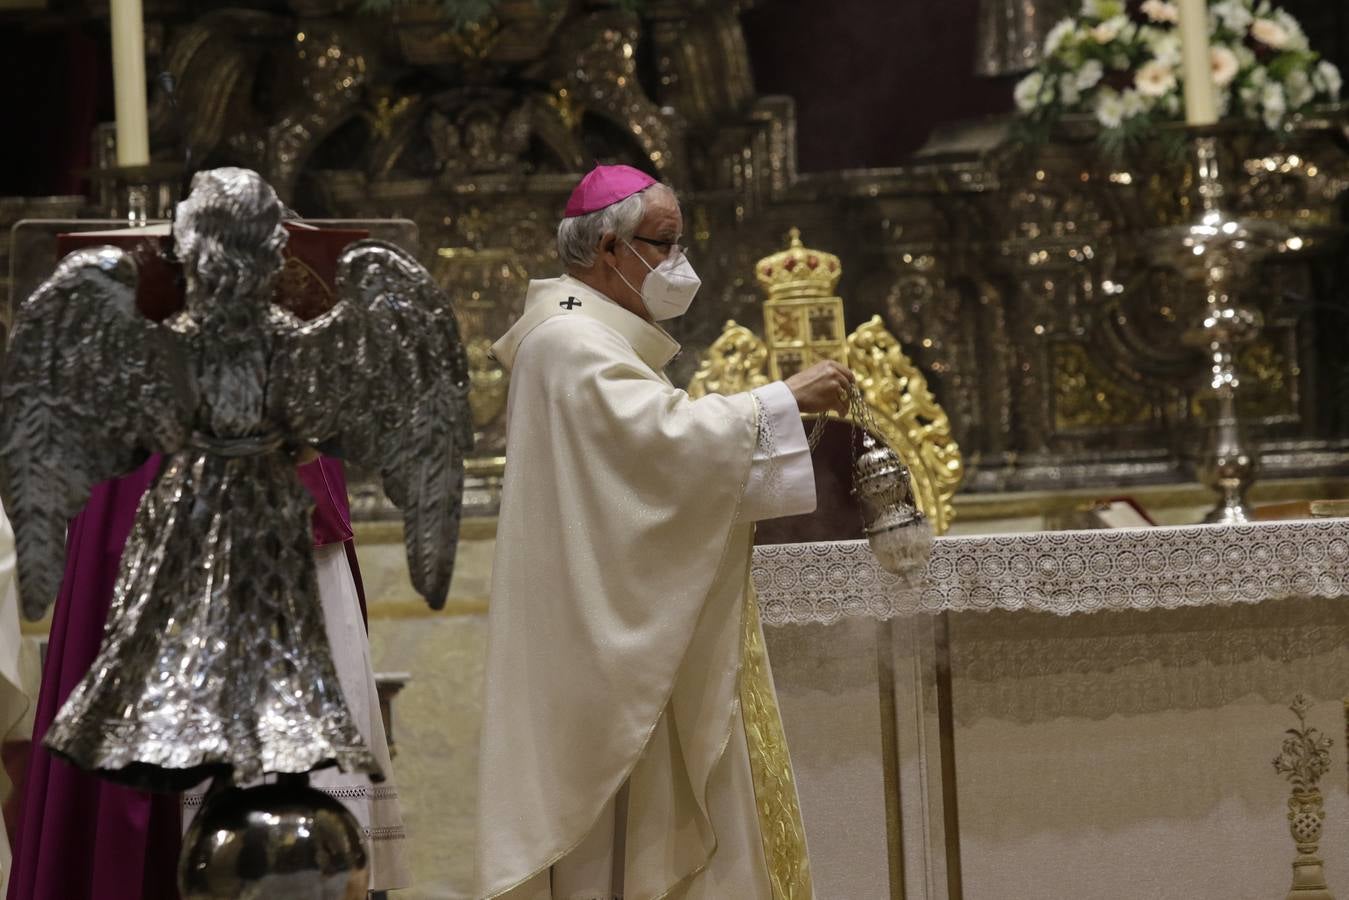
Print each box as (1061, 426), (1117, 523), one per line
(600, 188), (683, 320)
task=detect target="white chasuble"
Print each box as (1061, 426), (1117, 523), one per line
(477, 276), (814, 900)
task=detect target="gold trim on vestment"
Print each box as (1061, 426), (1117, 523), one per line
(740, 585), (814, 900)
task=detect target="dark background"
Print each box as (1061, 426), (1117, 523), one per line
(1, 0), (1346, 195)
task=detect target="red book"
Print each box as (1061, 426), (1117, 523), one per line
(56, 222), (368, 323)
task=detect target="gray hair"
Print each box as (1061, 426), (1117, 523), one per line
(556, 183), (675, 268)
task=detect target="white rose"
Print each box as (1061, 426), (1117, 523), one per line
(1092, 15), (1126, 44)
(1261, 80), (1287, 129)
(1316, 61), (1343, 99)
(1015, 72), (1047, 112)
(1058, 73), (1083, 106)
(1286, 69), (1314, 109)
(1095, 89), (1126, 128)
(1250, 17), (1290, 49)
(1134, 59), (1178, 97)
(1121, 89), (1149, 119)
(1272, 10), (1309, 51)
(1044, 18), (1077, 56)
(1076, 59), (1106, 90)
(1147, 30), (1183, 68)
(1210, 1), (1252, 34)
(1140, 0), (1178, 24)
(1209, 46), (1239, 87)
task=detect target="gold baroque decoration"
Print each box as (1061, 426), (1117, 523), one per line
(689, 230), (964, 536)
(466, 336), (507, 428)
(687, 321), (772, 399)
(1185, 338), (1294, 423)
(1053, 343), (1151, 430)
(847, 316), (963, 536)
(740, 584), (814, 900)
(688, 316), (963, 534)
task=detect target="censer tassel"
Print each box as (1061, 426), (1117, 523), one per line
(867, 514), (933, 580)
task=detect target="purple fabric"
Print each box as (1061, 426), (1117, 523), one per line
(297, 456), (354, 548)
(8, 453), (360, 900)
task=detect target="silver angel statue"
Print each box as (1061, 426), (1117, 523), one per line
(0, 167), (472, 791)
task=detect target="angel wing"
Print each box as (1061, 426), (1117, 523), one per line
(270, 239), (473, 610)
(0, 247), (194, 619)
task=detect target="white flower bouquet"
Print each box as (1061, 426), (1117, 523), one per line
(1014, 0), (1342, 150)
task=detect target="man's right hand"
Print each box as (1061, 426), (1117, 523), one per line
(784, 360), (855, 416)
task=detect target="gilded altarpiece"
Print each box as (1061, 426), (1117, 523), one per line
(31, 0), (1349, 501)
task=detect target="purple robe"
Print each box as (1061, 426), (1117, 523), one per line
(7, 454), (361, 900)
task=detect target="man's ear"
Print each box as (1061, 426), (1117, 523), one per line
(599, 233), (620, 267)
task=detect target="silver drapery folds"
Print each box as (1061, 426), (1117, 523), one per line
(0, 167), (472, 791)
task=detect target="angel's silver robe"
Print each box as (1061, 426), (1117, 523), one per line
(1, 168), (470, 793)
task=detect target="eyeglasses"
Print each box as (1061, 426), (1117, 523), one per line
(632, 235), (686, 255)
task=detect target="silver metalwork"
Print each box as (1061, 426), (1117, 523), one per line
(974, 0), (1075, 76)
(0, 166), (472, 790)
(179, 778), (369, 899)
(808, 385), (932, 577)
(1152, 135), (1288, 524)
(126, 183), (150, 225)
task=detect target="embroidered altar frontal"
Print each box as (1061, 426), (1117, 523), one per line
(753, 519), (1349, 899)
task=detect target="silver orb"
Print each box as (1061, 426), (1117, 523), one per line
(179, 780), (369, 899)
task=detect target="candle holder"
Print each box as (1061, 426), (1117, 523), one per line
(86, 161), (183, 222)
(1151, 131), (1289, 524)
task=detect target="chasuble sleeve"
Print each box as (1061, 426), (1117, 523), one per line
(740, 381), (817, 523)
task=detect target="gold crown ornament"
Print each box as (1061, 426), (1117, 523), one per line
(754, 229), (847, 381)
(754, 228), (842, 301)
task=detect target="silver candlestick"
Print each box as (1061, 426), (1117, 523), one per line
(1153, 133), (1288, 524)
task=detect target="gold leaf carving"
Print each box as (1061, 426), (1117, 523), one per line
(847, 316), (963, 536)
(688, 320), (771, 399)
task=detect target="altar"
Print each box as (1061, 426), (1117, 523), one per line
(756, 519), (1349, 900)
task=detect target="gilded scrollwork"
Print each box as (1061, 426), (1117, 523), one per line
(687, 320), (771, 400)
(847, 316), (963, 536)
(551, 10), (688, 185)
(740, 588), (814, 900)
(109, 0), (1349, 494)
(466, 337), (507, 431)
(1053, 343), (1150, 430)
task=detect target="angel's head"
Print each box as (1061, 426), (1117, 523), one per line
(173, 167), (288, 311)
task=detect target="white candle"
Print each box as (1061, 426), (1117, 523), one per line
(1178, 0), (1218, 126)
(110, 0), (150, 166)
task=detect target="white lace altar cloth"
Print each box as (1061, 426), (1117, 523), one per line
(752, 519), (1349, 626)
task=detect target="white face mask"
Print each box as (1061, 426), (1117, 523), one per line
(613, 240), (702, 321)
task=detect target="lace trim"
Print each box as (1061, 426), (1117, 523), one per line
(753, 520), (1349, 625)
(751, 388), (785, 503)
